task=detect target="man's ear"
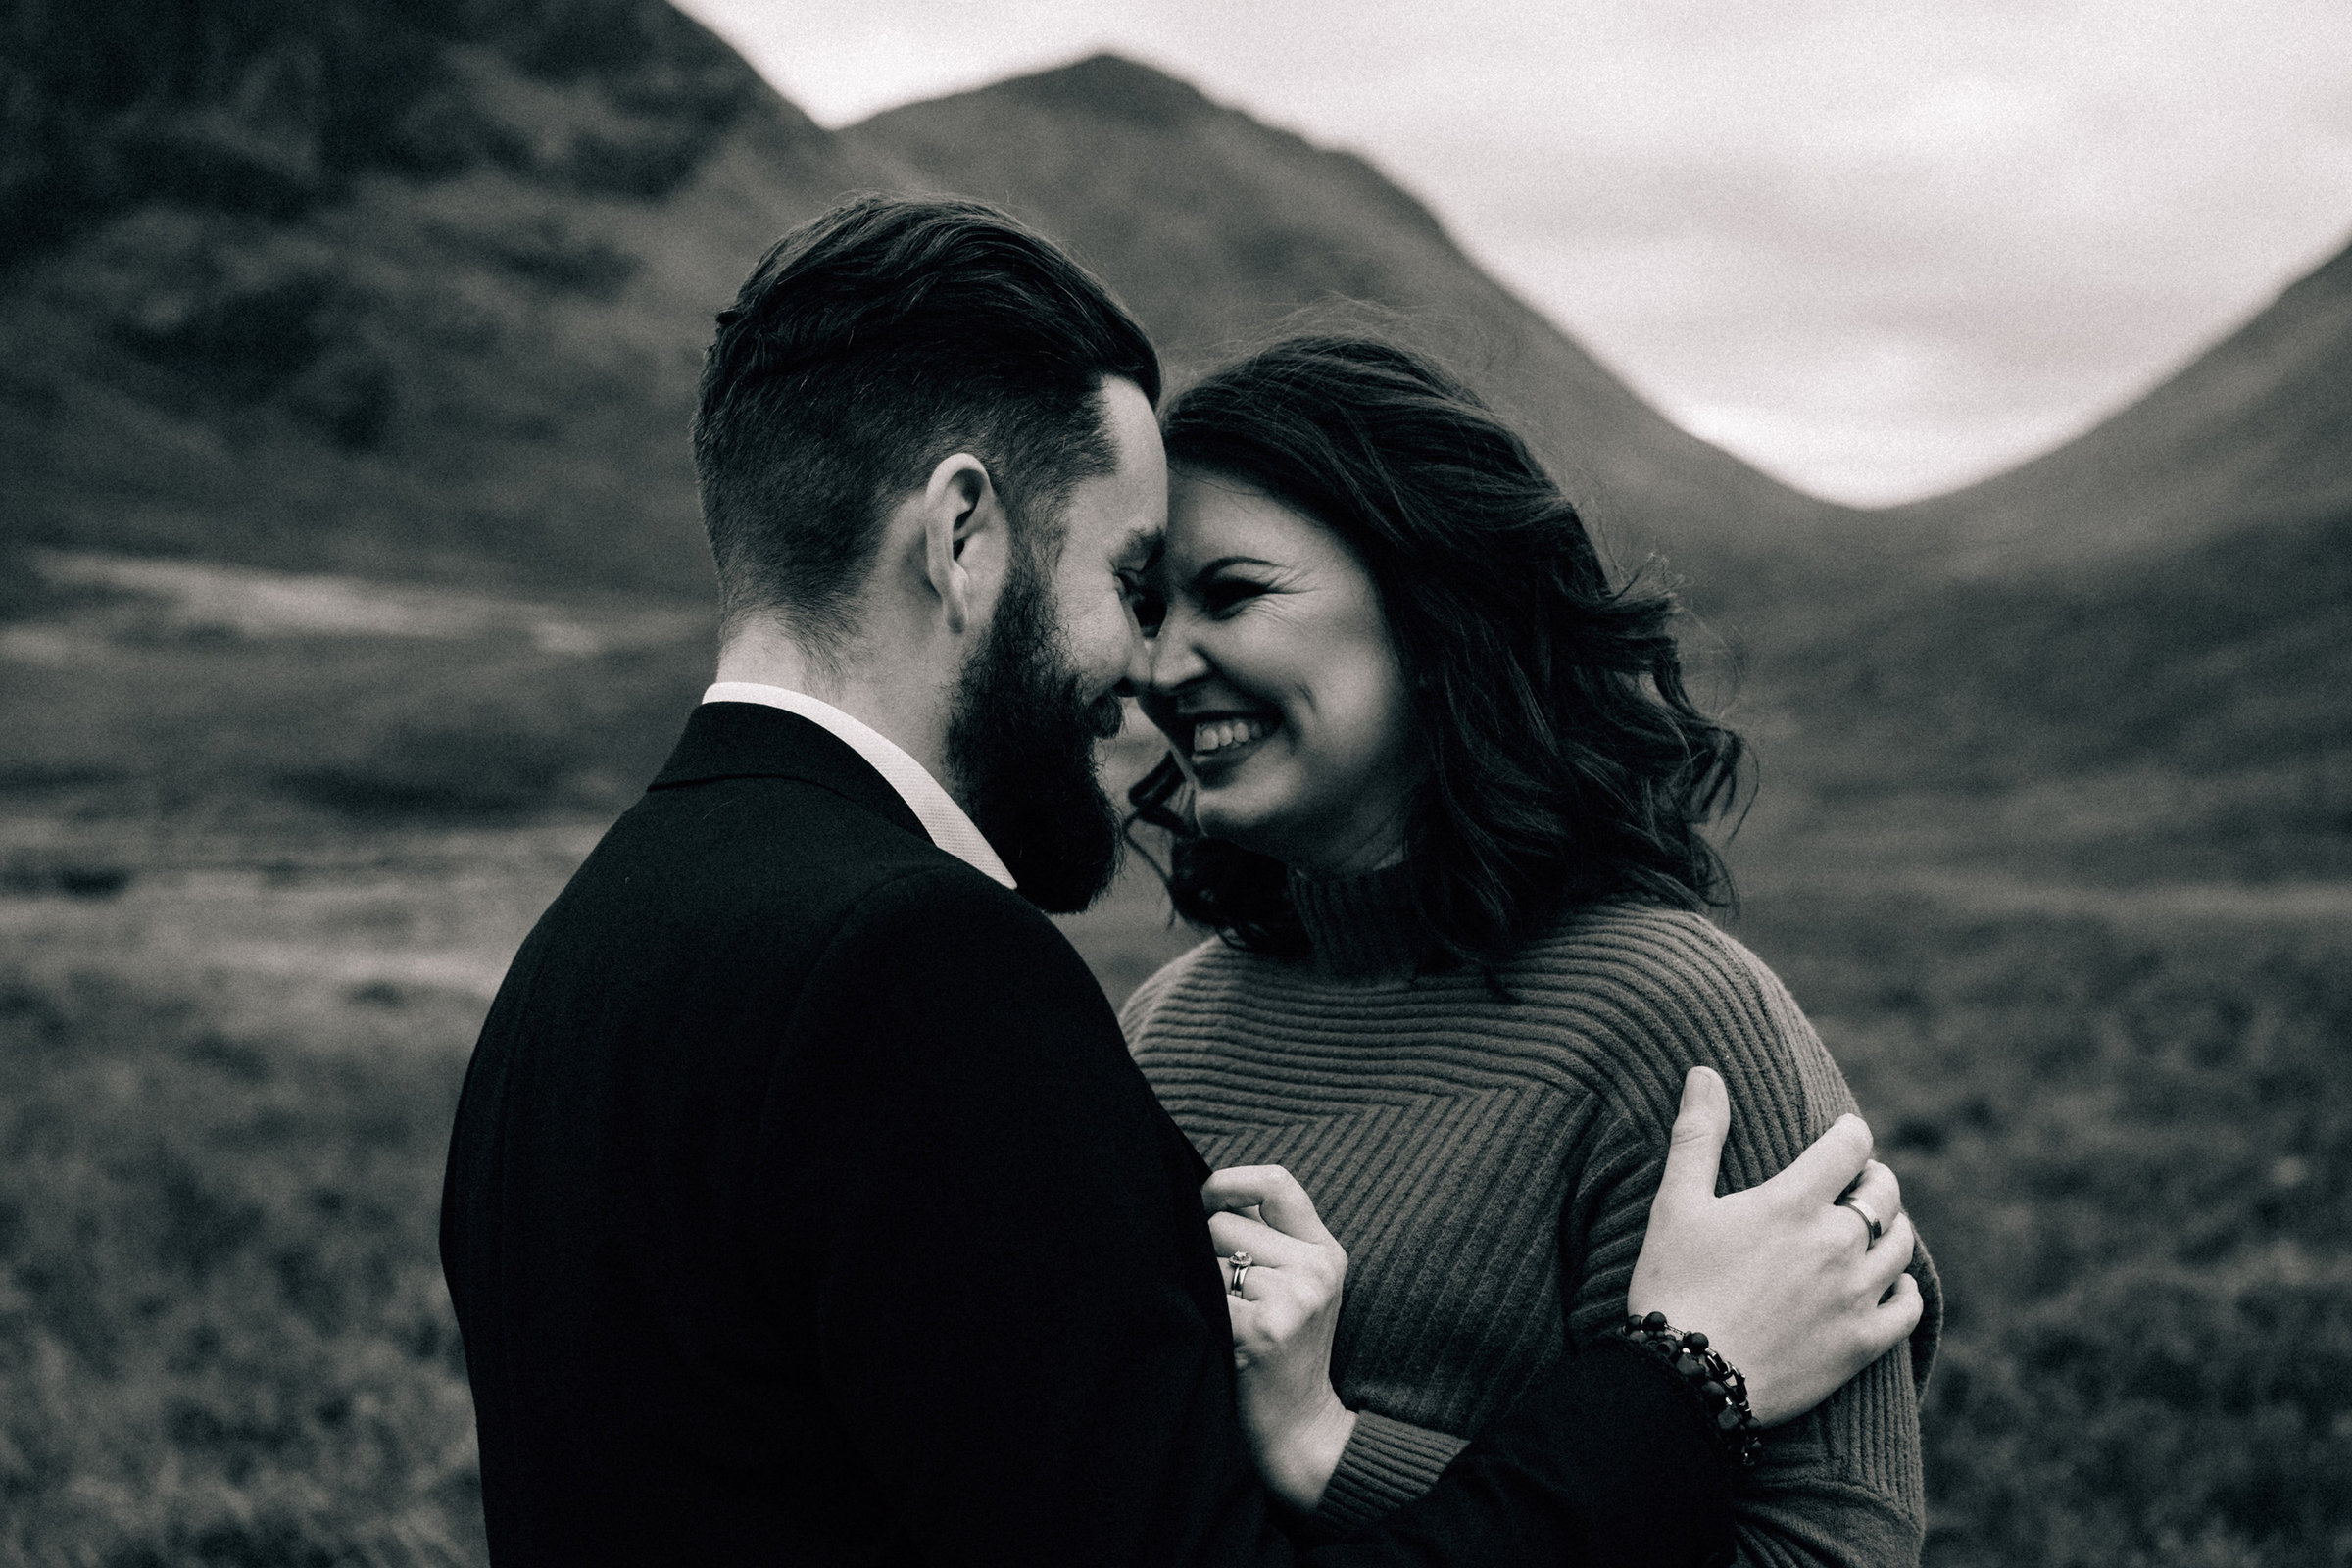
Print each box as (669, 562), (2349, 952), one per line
(919, 452), (1004, 636)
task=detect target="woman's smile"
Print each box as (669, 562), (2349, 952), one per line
(1141, 470), (1422, 875)
(1183, 710), (1283, 766)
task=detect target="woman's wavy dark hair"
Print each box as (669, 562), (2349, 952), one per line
(1127, 335), (1747, 971)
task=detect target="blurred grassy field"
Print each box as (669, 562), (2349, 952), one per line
(3, 554), (2348, 1566)
(1724, 888), (2352, 1568)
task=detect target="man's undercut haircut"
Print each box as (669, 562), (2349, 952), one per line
(694, 195), (1161, 653)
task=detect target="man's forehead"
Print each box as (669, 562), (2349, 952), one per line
(1070, 377), (1166, 562)
(1104, 378), (1165, 484)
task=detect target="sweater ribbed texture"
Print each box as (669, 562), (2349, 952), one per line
(1313, 1409), (1472, 1532)
(1285, 865), (1423, 980)
(1122, 877), (1940, 1565)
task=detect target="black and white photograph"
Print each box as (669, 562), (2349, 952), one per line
(3, 2), (2348, 1563)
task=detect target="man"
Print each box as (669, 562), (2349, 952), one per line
(440, 195), (1911, 1565)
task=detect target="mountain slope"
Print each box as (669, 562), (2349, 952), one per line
(1756, 231), (2352, 878)
(842, 54), (1856, 604)
(0, 0), (906, 594)
(1752, 499), (2352, 880)
(1886, 233), (2352, 576)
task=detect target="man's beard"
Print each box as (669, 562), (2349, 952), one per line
(943, 552), (1125, 914)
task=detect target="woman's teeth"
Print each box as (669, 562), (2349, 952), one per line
(1191, 716), (1273, 756)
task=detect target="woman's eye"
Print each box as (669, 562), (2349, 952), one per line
(1200, 578), (1268, 616)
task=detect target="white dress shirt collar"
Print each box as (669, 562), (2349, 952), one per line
(701, 681), (1017, 891)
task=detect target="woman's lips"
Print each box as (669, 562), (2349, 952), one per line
(1186, 713), (1279, 769)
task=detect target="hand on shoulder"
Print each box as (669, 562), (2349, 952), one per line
(1628, 1066), (1922, 1427)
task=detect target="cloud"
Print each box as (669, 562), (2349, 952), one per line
(675, 0), (2352, 504)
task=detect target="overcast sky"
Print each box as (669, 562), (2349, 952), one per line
(675, 0), (2352, 506)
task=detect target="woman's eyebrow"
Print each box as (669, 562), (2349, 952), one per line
(1192, 554), (1282, 578)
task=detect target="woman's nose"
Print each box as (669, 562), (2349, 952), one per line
(1142, 622), (1209, 692)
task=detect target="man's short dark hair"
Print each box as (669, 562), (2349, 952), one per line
(692, 194), (1161, 652)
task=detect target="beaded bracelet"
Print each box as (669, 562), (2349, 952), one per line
(1619, 1311), (1765, 1470)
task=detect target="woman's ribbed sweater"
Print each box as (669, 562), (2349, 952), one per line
(1120, 867), (1941, 1568)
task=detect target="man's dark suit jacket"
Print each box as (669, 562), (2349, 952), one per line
(440, 702), (1734, 1566)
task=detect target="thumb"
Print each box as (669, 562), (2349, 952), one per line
(1203, 1165), (1336, 1247)
(1656, 1066), (1730, 1212)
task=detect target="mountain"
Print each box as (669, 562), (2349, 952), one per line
(842, 55), (1856, 605)
(3, 27), (1856, 615)
(0, 0), (896, 595)
(1886, 234), (2352, 577)
(1752, 238), (2352, 879)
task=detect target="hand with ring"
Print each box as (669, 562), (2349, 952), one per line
(1202, 1165), (1355, 1512)
(1838, 1188), (1887, 1246)
(1627, 1067), (1922, 1428)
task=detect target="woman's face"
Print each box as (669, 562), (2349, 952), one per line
(1136, 470), (1422, 875)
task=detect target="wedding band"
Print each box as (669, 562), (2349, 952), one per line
(1838, 1195), (1885, 1246)
(1227, 1251), (1254, 1297)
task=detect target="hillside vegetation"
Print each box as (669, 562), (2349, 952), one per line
(1753, 501), (2352, 883)
(1, 0), (882, 594)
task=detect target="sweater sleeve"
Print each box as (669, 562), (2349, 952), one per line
(1558, 916), (1938, 1568)
(1315, 1410), (1473, 1534)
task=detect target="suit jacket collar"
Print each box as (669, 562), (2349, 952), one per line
(650, 702), (928, 844)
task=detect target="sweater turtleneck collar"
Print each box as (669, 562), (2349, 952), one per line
(1287, 861), (1425, 981)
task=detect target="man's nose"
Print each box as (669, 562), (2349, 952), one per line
(1115, 617), (1156, 697)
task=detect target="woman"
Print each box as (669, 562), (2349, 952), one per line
(1121, 337), (1940, 1560)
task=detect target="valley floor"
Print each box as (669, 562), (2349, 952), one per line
(2, 807), (2346, 1566)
